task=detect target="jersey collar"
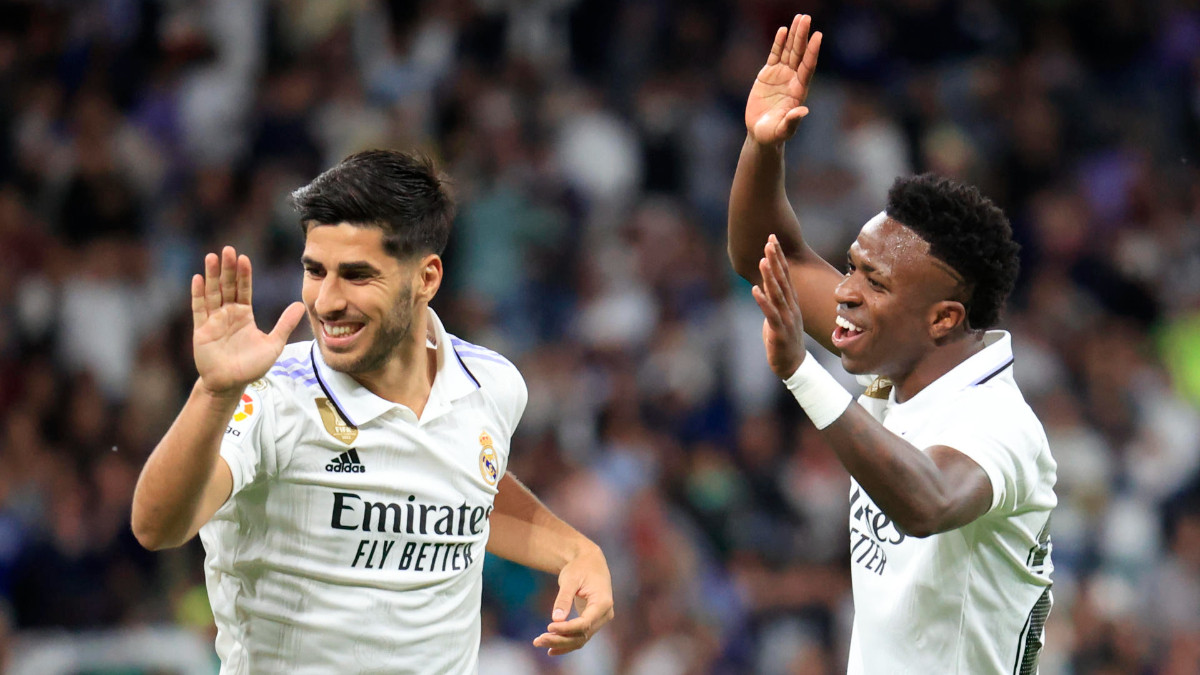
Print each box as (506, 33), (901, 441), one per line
(310, 307), (481, 427)
(889, 330), (1014, 411)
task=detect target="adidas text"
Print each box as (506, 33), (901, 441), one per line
(326, 448), (366, 473)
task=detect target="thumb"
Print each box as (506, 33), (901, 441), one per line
(781, 106), (809, 139)
(270, 302), (307, 345)
(551, 583), (576, 623)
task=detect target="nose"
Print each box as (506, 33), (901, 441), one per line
(834, 273), (862, 308)
(313, 276), (347, 318)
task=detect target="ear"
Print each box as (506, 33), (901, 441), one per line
(413, 254), (443, 303)
(928, 300), (967, 341)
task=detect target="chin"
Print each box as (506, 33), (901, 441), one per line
(315, 342), (358, 372)
(838, 353), (873, 376)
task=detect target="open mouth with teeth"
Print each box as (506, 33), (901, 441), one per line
(831, 315), (866, 350)
(321, 322), (365, 349)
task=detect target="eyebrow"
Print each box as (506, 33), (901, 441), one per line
(847, 248), (885, 278)
(301, 256), (381, 276)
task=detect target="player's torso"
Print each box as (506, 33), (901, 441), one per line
(846, 407), (971, 610)
(846, 391), (1052, 674)
(235, 385), (506, 588)
(205, 376), (508, 674)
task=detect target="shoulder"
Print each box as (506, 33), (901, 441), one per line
(447, 335), (523, 386)
(258, 341), (322, 403)
(447, 334), (527, 419)
(951, 376), (1048, 451)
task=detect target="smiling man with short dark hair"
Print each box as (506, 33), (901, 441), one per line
(131, 149), (613, 674)
(729, 15), (1056, 674)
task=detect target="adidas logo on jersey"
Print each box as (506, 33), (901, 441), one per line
(326, 448), (366, 473)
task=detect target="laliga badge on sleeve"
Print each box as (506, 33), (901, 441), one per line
(478, 431), (499, 485)
(316, 397), (358, 445)
(232, 393), (255, 422)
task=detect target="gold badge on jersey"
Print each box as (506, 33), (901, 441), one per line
(316, 397), (358, 444)
(478, 431), (499, 486)
(863, 376), (894, 400)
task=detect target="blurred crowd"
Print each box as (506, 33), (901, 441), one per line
(0, 0), (1199, 673)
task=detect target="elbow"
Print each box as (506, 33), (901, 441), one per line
(130, 511), (181, 551)
(894, 502), (950, 540)
(131, 519), (165, 551)
(726, 245), (760, 282)
(898, 519), (938, 539)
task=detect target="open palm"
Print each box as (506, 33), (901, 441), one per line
(191, 246), (305, 396)
(746, 14), (822, 145)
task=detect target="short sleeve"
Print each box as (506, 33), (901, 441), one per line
(926, 392), (1041, 515)
(510, 371), (529, 432)
(218, 381), (278, 498)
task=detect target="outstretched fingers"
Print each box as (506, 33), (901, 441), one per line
(767, 236), (795, 295)
(204, 252), (221, 313)
(754, 264), (786, 331)
(752, 282), (781, 330)
(766, 26), (787, 66)
(190, 274), (207, 329)
(801, 31), (823, 88)
(236, 254), (253, 305)
(789, 15), (810, 70)
(755, 236), (800, 328)
(779, 18), (793, 66)
(219, 246), (238, 305)
(781, 106), (810, 137)
(270, 302), (307, 347)
(760, 246), (788, 310)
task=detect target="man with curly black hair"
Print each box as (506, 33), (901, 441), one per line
(728, 15), (1055, 675)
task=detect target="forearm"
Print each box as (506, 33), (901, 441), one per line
(819, 405), (959, 537)
(728, 136), (806, 280)
(487, 474), (599, 574)
(131, 380), (237, 549)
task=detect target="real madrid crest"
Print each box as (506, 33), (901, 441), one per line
(478, 430), (499, 485)
(316, 397), (358, 444)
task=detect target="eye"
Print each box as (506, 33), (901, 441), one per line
(304, 266), (324, 279)
(868, 277), (884, 289)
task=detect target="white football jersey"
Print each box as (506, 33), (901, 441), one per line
(200, 308), (527, 675)
(846, 331), (1056, 675)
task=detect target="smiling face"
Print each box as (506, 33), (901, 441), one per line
(831, 214), (969, 379)
(302, 223), (437, 376)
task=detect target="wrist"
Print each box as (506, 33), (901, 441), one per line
(194, 378), (246, 404)
(783, 351), (854, 430)
(560, 537), (603, 572)
(745, 133), (786, 154)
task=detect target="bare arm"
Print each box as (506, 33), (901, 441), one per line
(488, 473), (614, 655)
(131, 383), (237, 549)
(728, 15), (843, 353)
(131, 246), (304, 550)
(753, 237), (991, 537)
(822, 407), (992, 537)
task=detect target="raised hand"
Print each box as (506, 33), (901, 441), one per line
(752, 234), (808, 378)
(745, 14), (822, 146)
(191, 246), (306, 397)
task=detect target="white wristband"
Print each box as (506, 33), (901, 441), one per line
(782, 351), (854, 430)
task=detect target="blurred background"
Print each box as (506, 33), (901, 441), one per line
(0, 0), (1198, 673)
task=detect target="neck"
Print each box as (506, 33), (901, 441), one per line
(351, 308), (437, 416)
(890, 332), (985, 403)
